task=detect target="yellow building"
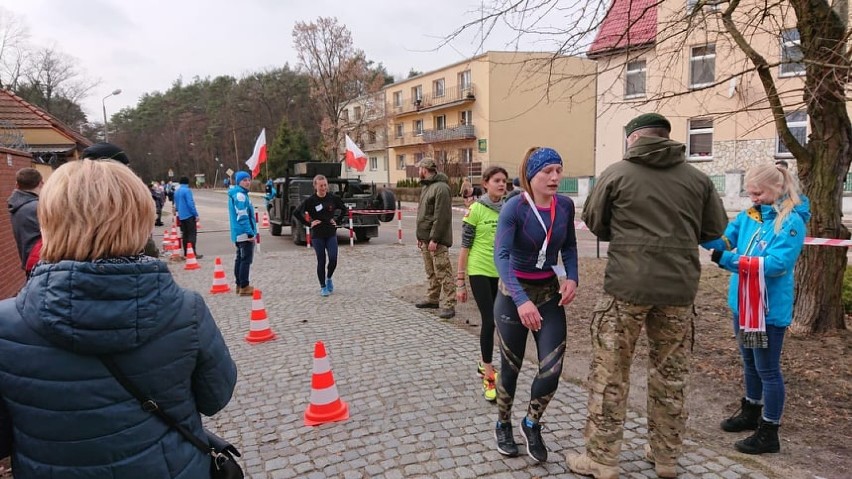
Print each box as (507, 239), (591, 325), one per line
(347, 51), (596, 187)
(590, 0), (837, 176)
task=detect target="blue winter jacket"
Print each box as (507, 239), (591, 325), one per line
(173, 185), (198, 221)
(705, 197), (810, 327)
(228, 186), (257, 242)
(0, 259), (237, 479)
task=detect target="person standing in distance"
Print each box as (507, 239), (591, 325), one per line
(414, 157), (456, 319)
(294, 175), (348, 297)
(228, 171), (257, 296)
(173, 176), (201, 259)
(7, 168), (43, 277)
(568, 113), (727, 479)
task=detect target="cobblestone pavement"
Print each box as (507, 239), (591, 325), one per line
(168, 243), (773, 479)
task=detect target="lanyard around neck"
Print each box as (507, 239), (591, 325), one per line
(523, 192), (556, 265)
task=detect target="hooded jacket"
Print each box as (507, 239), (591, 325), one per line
(710, 198), (810, 327)
(228, 185), (257, 242)
(0, 259), (237, 479)
(7, 189), (40, 269)
(582, 136), (728, 305)
(416, 172), (453, 247)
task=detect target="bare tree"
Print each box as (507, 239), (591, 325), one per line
(0, 7), (29, 90)
(449, 0), (850, 334)
(292, 17), (383, 161)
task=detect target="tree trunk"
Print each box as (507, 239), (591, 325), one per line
(788, 0), (851, 335)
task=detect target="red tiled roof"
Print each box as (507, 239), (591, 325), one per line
(0, 89), (92, 147)
(588, 0), (657, 57)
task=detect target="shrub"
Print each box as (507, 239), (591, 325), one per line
(843, 267), (852, 313)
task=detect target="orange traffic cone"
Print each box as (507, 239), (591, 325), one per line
(161, 228), (172, 252)
(245, 289), (276, 343)
(304, 341), (349, 426)
(168, 232), (182, 261)
(261, 212), (270, 228)
(209, 257), (231, 294)
(184, 243), (201, 270)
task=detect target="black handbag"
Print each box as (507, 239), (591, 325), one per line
(99, 357), (243, 479)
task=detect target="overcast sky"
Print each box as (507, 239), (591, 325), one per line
(2, 0), (569, 123)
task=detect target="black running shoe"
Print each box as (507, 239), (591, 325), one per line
(495, 421), (519, 457)
(521, 419), (547, 462)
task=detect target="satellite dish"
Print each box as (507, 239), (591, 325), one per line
(727, 77), (738, 98)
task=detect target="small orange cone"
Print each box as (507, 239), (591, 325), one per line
(171, 226), (182, 252)
(184, 243), (201, 270)
(245, 289), (276, 343)
(261, 212), (270, 228)
(161, 229), (172, 252)
(209, 257), (231, 294)
(168, 233), (182, 261)
(304, 341), (349, 426)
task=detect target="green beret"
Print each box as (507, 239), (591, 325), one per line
(625, 113), (671, 136)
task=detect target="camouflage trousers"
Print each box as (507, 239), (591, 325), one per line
(420, 243), (456, 308)
(584, 293), (694, 466)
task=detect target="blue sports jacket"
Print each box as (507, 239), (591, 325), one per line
(0, 259), (237, 478)
(705, 197), (810, 327)
(228, 186), (257, 242)
(173, 185), (198, 221)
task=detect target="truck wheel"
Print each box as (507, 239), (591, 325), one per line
(293, 226), (306, 246)
(355, 229), (371, 242)
(376, 189), (397, 222)
(270, 222), (282, 236)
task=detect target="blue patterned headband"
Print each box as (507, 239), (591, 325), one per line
(525, 147), (562, 180)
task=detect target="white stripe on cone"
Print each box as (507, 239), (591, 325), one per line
(312, 357), (331, 374)
(310, 384), (341, 406)
(249, 319), (270, 331)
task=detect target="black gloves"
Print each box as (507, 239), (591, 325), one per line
(710, 249), (723, 265)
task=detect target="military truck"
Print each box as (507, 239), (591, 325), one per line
(268, 162), (397, 245)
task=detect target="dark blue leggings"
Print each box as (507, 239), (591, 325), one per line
(494, 291), (566, 423)
(311, 235), (338, 287)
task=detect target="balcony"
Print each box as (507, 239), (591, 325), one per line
(388, 84), (477, 116)
(405, 161), (482, 179)
(422, 124), (475, 143)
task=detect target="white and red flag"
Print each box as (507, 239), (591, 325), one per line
(245, 129), (267, 178)
(344, 134), (367, 172)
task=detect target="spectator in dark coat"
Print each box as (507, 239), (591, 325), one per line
(0, 159), (237, 479)
(6, 168), (43, 276)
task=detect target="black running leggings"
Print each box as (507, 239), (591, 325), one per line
(494, 291), (566, 423)
(469, 275), (499, 364)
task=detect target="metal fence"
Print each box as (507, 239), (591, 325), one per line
(558, 177), (578, 194)
(710, 175), (726, 194)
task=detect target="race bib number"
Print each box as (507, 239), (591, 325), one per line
(315, 204), (324, 212)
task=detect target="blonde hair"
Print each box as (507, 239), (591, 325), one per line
(744, 163), (802, 233)
(38, 159), (155, 262)
(313, 174), (327, 187)
(518, 146), (540, 196)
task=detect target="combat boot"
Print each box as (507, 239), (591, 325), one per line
(720, 398), (762, 432)
(566, 453), (619, 479)
(644, 443), (677, 478)
(735, 419), (780, 454)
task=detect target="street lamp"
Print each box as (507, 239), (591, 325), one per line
(101, 89), (122, 142)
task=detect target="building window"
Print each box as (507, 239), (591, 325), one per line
(435, 150), (447, 163)
(395, 123), (404, 138)
(369, 156), (378, 171)
(393, 91), (402, 108)
(776, 111), (808, 156)
(689, 44), (716, 88)
(459, 70), (471, 90)
(433, 78), (445, 98)
(460, 110), (473, 125)
(413, 119), (423, 135)
(414, 152), (424, 165)
(435, 115), (446, 130)
(412, 85), (422, 103)
(368, 131), (377, 143)
(397, 154), (406, 170)
(341, 109), (349, 122)
(459, 148), (474, 163)
(625, 59), (646, 98)
(780, 29), (805, 77)
(687, 118), (714, 159)
(353, 106), (362, 120)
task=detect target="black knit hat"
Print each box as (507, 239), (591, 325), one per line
(82, 142), (130, 164)
(625, 113), (671, 136)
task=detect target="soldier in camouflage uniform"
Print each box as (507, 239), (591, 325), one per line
(567, 113), (727, 479)
(414, 157), (456, 319)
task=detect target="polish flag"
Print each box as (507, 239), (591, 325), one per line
(344, 134), (367, 172)
(245, 129), (267, 178)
